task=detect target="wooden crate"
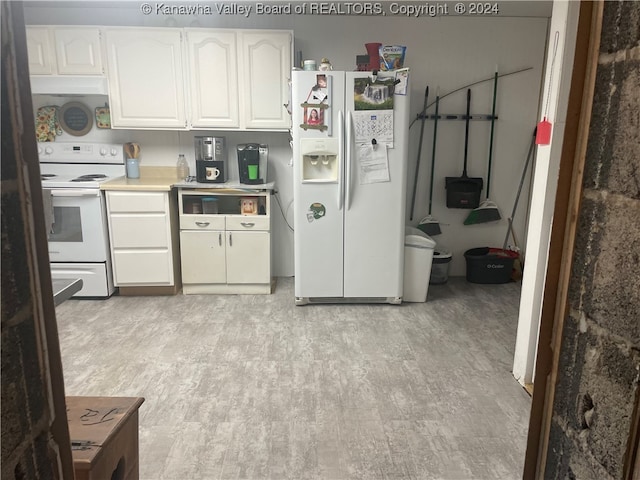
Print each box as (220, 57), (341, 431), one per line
(66, 396), (145, 480)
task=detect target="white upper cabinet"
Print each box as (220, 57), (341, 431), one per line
(26, 27), (55, 74)
(104, 27), (187, 129)
(27, 26), (103, 75)
(188, 29), (292, 130)
(240, 31), (292, 130)
(28, 25), (291, 131)
(186, 29), (240, 129)
(54, 28), (103, 74)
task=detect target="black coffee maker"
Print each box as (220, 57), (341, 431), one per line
(237, 143), (268, 185)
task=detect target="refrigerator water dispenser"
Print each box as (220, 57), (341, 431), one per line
(300, 138), (339, 182)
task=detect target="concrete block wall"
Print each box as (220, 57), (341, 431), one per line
(545, 1), (640, 478)
(1, 121), (60, 479)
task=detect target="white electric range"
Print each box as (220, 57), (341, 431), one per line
(39, 142), (125, 298)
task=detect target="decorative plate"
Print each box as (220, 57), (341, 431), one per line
(60, 101), (93, 136)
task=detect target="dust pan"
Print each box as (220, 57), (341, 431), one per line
(445, 89), (483, 209)
(464, 199), (501, 225)
(464, 71), (501, 225)
(418, 215), (441, 236)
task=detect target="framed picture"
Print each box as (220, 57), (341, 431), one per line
(304, 107), (324, 126)
(299, 74), (331, 132)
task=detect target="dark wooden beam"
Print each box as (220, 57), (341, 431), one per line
(523, 1), (603, 478)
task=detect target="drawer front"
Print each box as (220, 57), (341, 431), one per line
(226, 215), (269, 231)
(107, 191), (167, 213)
(112, 249), (173, 285)
(110, 215), (169, 248)
(179, 215), (225, 231)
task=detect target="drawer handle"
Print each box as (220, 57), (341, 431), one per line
(195, 221), (210, 227)
(240, 222), (255, 228)
(219, 233), (222, 246)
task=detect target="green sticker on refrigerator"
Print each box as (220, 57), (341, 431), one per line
(307, 203), (326, 222)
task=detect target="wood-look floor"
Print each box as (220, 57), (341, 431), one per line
(56, 277), (531, 480)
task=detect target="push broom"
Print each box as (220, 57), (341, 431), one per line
(464, 70), (501, 225)
(418, 94), (442, 236)
(409, 86), (429, 221)
(503, 128), (538, 271)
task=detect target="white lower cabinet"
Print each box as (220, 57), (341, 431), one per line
(106, 190), (180, 292)
(112, 250), (174, 285)
(180, 231), (227, 284)
(225, 230), (270, 284)
(179, 189), (272, 294)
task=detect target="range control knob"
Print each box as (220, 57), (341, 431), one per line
(44, 146), (54, 155)
(37, 146), (43, 156)
(110, 148), (118, 156)
(99, 147), (108, 156)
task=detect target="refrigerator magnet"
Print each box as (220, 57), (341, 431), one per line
(394, 68), (409, 96)
(354, 77), (395, 110)
(307, 203), (326, 222)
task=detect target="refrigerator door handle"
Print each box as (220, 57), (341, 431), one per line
(346, 110), (354, 210)
(338, 110), (344, 210)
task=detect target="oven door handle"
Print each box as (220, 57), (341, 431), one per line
(47, 189), (101, 197)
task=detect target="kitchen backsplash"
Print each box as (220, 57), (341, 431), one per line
(31, 94), (291, 183)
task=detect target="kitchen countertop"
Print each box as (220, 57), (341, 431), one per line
(101, 167), (275, 192)
(52, 278), (83, 305)
(100, 166), (179, 192)
(174, 180), (275, 191)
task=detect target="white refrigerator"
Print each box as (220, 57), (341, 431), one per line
(292, 70), (410, 305)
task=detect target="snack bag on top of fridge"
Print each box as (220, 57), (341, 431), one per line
(379, 45), (406, 71)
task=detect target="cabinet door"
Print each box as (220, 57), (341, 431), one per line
(26, 27), (55, 74)
(107, 191), (167, 213)
(226, 230), (270, 284)
(180, 230), (226, 284)
(240, 31), (292, 130)
(104, 28), (186, 129)
(113, 250), (173, 285)
(54, 28), (103, 75)
(109, 214), (169, 248)
(186, 30), (239, 129)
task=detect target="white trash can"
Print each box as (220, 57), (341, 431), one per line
(403, 226), (436, 302)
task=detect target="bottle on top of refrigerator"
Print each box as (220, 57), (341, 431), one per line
(177, 154), (189, 180)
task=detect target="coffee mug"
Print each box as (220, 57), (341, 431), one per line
(206, 167), (220, 179)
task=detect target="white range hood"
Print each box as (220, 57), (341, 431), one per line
(30, 75), (108, 96)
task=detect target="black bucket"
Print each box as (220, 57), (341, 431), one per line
(464, 247), (519, 284)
